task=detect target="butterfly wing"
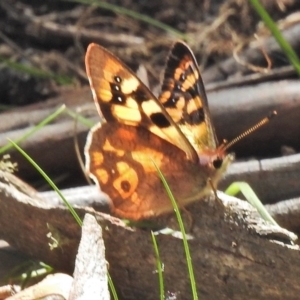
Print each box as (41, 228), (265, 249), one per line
(85, 43), (198, 163)
(85, 122), (212, 220)
(159, 41), (218, 155)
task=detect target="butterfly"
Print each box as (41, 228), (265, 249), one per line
(84, 41), (233, 220)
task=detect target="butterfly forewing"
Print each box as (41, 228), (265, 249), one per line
(159, 41), (218, 154)
(85, 43), (198, 162)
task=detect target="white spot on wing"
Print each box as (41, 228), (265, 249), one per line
(121, 77), (140, 94)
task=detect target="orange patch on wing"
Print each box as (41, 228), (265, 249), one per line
(91, 152), (104, 166)
(113, 161), (139, 199)
(95, 168), (109, 184)
(103, 139), (124, 156)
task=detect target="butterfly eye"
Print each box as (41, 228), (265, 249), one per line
(213, 158), (223, 169)
(114, 75), (122, 83)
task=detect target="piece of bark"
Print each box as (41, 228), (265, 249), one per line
(5, 273), (73, 300)
(0, 119), (89, 185)
(69, 214), (109, 300)
(220, 153), (300, 204)
(0, 170), (299, 300)
(266, 198), (300, 234)
(0, 284), (15, 299)
(202, 23), (300, 83)
(206, 65), (296, 92)
(0, 86), (92, 134)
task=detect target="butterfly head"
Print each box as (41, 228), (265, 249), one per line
(203, 110), (277, 173)
(198, 145), (232, 171)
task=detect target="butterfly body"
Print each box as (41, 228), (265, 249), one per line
(85, 42), (232, 220)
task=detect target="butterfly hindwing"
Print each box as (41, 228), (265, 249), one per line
(159, 41), (218, 154)
(85, 122), (211, 220)
(85, 43), (197, 162)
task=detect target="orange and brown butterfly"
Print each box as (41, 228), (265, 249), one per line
(84, 41), (233, 220)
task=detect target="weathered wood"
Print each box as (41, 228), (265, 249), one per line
(202, 23), (300, 82)
(2, 80), (300, 188)
(220, 153), (300, 204)
(0, 170), (298, 300)
(0, 86), (92, 133)
(1, 214), (109, 300)
(69, 214), (110, 300)
(266, 198), (300, 234)
(5, 273), (73, 300)
(209, 80), (300, 157)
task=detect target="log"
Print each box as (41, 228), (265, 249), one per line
(220, 153), (300, 204)
(2, 79), (300, 186)
(0, 170), (298, 300)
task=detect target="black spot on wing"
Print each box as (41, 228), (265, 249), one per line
(166, 54), (180, 74)
(180, 73), (186, 81)
(186, 85), (198, 98)
(163, 93), (179, 108)
(166, 42), (189, 72)
(131, 85), (149, 103)
(109, 82), (126, 104)
(150, 112), (171, 128)
(172, 42), (190, 59)
(121, 180), (131, 192)
(111, 83), (121, 92)
(114, 76), (122, 83)
(174, 83), (181, 91)
(186, 107), (205, 125)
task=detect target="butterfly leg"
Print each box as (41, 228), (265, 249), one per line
(208, 178), (225, 208)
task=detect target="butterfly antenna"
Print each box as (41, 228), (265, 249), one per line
(220, 110), (277, 152)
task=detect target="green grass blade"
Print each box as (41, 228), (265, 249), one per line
(0, 56), (73, 85)
(250, 0), (300, 76)
(225, 181), (278, 226)
(152, 161), (198, 300)
(151, 231), (164, 300)
(4, 261), (53, 284)
(108, 272), (119, 300)
(65, 0), (187, 40)
(8, 139), (83, 226)
(65, 108), (95, 128)
(0, 105), (66, 155)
